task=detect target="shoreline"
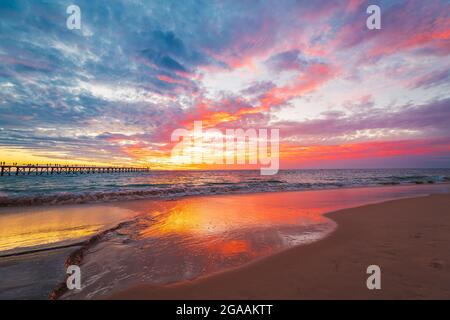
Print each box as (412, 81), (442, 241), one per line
(111, 194), (450, 300)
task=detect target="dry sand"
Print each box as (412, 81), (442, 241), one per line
(111, 193), (450, 299)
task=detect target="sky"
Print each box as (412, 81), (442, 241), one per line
(0, 0), (449, 169)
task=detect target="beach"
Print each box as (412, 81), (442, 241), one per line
(1, 182), (449, 300)
(112, 193), (450, 300)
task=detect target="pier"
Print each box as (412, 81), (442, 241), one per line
(0, 164), (150, 176)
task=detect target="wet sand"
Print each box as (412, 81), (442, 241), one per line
(0, 204), (137, 299)
(0, 204), (137, 254)
(112, 193), (450, 299)
(0, 246), (79, 299)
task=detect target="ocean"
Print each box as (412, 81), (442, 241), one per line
(1, 168), (450, 207)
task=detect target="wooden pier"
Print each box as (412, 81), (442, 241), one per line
(0, 164), (150, 176)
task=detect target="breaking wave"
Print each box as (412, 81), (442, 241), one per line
(1, 172), (449, 207)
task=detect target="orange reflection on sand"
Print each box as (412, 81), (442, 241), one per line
(135, 192), (338, 268)
(0, 206), (135, 253)
(217, 240), (250, 255)
(139, 192), (333, 238)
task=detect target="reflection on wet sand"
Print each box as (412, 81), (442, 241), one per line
(0, 206), (136, 254)
(52, 184), (450, 299)
(63, 191), (365, 299)
(140, 195), (332, 237)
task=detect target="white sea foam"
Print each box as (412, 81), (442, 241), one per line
(0, 169), (449, 207)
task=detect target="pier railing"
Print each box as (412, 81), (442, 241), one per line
(0, 164), (150, 176)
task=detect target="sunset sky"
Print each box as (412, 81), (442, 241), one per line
(0, 0), (449, 169)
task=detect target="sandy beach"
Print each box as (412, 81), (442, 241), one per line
(111, 193), (450, 300)
(1, 184), (449, 300)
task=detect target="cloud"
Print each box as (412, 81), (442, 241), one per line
(265, 50), (310, 72)
(0, 0), (448, 167)
(280, 137), (450, 168)
(275, 98), (450, 141)
(409, 68), (450, 89)
(335, 0), (450, 61)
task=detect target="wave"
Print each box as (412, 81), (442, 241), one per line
(1, 175), (449, 207)
(0, 183), (290, 207)
(376, 175), (448, 185)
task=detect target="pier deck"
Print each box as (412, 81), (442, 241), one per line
(0, 165), (150, 176)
